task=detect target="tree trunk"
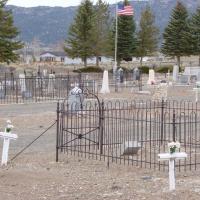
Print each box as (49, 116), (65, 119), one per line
(96, 57), (98, 67)
(140, 57), (143, 67)
(177, 56), (181, 72)
(83, 57), (87, 67)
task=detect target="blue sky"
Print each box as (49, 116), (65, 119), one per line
(7, 0), (117, 7)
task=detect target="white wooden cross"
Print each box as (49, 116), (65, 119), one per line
(0, 132), (18, 166)
(158, 152), (187, 191)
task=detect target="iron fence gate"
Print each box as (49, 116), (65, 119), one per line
(56, 99), (200, 171)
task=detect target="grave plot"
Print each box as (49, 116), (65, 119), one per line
(56, 98), (200, 171)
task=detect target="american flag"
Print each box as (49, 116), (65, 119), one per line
(117, 3), (134, 16)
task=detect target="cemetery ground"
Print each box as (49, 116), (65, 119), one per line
(0, 88), (200, 200)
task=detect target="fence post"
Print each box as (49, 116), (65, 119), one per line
(99, 101), (104, 155)
(172, 109), (176, 142)
(4, 73), (6, 97)
(56, 101), (60, 162)
(16, 78), (18, 104)
(161, 99), (164, 144)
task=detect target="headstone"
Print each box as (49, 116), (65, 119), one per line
(48, 74), (55, 93)
(19, 74), (26, 93)
(147, 69), (155, 85)
(133, 68), (140, 81)
(122, 141), (141, 155)
(179, 75), (189, 85)
(68, 86), (83, 112)
(43, 69), (47, 77)
(172, 65), (179, 82)
(100, 70), (110, 94)
(0, 83), (4, 99)
(117, 68), (124, 83)
(0, 132), (18, 166)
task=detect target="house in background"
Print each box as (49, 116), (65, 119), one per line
(40, 51), (66, 62)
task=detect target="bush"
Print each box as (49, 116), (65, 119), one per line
(155, 65), (173, 73)
(139, 66), (149, 74)
(73, 66), (103, 73)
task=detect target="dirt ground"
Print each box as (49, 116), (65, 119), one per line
(0, 94), (200, 200)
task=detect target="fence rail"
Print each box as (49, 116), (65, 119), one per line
(0, 74), (97, 104)
(57, 99), (200, 171)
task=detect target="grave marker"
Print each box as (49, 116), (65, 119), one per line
(68, 86), (83, 112)
(0, 129), (18, 166)
(100, 70), (110, 94)
(147, 69), (155, 85)
(158, 152), (187, 191)
(172, 65), (179, 82)
(48, 73), (55, 93)
(19, 74), (26, 93)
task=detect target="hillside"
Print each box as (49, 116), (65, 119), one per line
(7, 0), (200, 45)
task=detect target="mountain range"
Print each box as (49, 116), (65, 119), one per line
(7, 0), (200, 46)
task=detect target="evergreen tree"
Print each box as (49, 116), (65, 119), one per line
(190, 7), (200, 65)
(161, 2), (191, 70)
(64, 0), (94, 67)
(92, 0), (110, 67)
(110, 0), (136, 66)
(0, 0), (23, 64)
(136, 7), (159, 66)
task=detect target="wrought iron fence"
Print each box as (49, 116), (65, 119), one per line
(56, 99), (200, 171)
(0, 74), (97, 104)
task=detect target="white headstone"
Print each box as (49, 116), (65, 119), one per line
(43, 69), (47, 77)
(48, 74), (55, 93)
(19, 74), (26, 93)
(147, 69), (155, 85)
(100, 70), (110, 94)
(68, 86), (83, 112)
(172, 65), (179, 82)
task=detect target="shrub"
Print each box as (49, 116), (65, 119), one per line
(109, 67), (131, 73)
(73, 66), (103, 73)
(155, 65), (173, 73)
(139, 66), (149, 74)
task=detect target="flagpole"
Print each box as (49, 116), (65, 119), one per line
(114, 0), (118, 75)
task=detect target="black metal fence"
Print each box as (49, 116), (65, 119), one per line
(56, 99), (200, 171)
(0, 74), (97, 104)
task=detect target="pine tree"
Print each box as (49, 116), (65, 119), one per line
(190, 7), (200, 65)
(136, 7), (159, 66)
(92, 0), (110, 67)
(0, 0), (23, 64)
(64, 0), (94, 67)
(161, 2), (191, 70)
(109, 0), (136, 66)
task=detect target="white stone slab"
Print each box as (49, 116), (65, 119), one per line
(100, 70), (110, 94)
(147, 69), (155, 85)
(172, 65), (179, 82)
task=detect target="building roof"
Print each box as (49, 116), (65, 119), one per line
(40, 51), (66, 57)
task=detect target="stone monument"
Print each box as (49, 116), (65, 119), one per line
(68, 86), (83, 112)
(100, 70), (110, 94)
(48, 73), (55, 93)
(172, 65), (179, 82)
(147, 69), (155, 85)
